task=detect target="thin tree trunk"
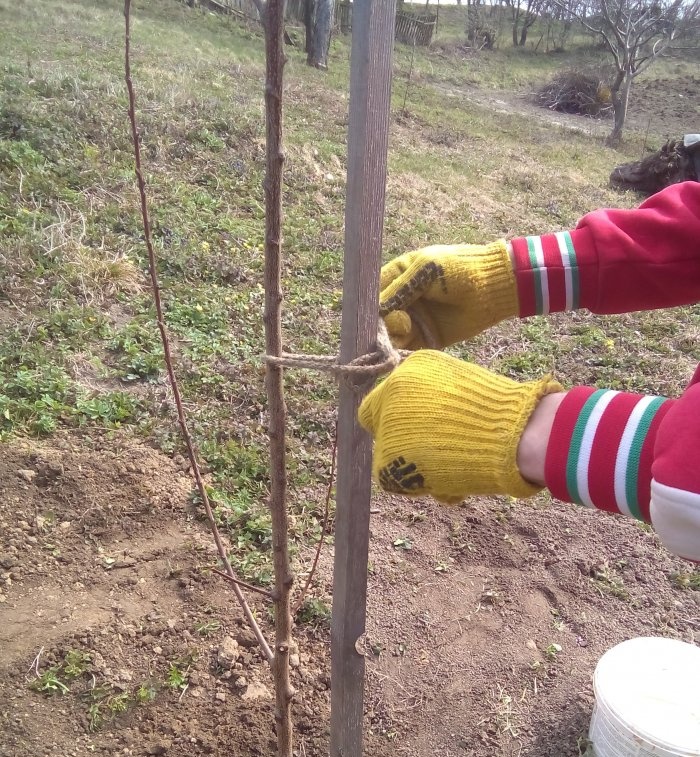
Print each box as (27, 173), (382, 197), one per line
(608, 71), (632, 147)
(308, 0), (334, 68)
(262, 0), (295, 753)
(304, 0), (314, 58)
(511, 1), (521, 47)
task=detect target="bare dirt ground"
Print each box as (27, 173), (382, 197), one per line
(0, 435), (344, 757)
(1, 427), (699, 757)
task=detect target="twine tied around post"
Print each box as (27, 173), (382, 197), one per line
(263, 310), (440, 386)
(264, 320), (403, 385)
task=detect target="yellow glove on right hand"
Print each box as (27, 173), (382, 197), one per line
(380, 241), (518, 350)
(358, 351), (562, 504)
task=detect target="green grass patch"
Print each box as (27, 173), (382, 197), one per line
(2, 0), (698, 594)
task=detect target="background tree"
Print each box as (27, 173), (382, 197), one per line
(541, 2), (575, 50)
(508, 0), (546, 45)
(466, 0), (498, 48)
(554, 0), (700, 144)
(303, 0), (334, 69)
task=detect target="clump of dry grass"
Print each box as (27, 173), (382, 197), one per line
(63, 248), (143, 303)
(41, 204), (144, 304)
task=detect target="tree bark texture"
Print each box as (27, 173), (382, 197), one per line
(304, 0), (314, 56)
(262, 0), (295, 754)
(608, 71), (632, 146)
(306, 0), (334, 68)
(312, 0), (334, 68)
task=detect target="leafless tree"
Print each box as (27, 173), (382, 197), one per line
(508, 0), (546, 45)
(467, 0), (499, 48)
(553, 0), (700, 144)
(540, 2), (576, 50)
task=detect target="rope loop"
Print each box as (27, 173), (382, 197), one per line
(264, 320), (405, 383)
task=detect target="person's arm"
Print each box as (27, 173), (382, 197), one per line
(359, 351), (700, 562)
(380, 182), (700, 350)
(517, 375), (700, 562)
(510, 181), (700, 318)
(516, 391), (565, 486)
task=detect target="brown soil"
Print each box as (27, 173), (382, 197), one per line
(2, 432), (699, 757)
(629, 74), (700, 138)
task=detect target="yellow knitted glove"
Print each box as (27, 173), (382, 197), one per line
(358, 351), (562, 504)
(380, 241), (518, 350)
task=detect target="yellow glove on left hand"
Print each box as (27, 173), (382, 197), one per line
(358, 351), (562, 504)
(380, 241), (518, 350)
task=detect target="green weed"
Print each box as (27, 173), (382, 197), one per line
(296, 597), (332, 627)
(166, 663), (190, 691)
(30, 667), (70, 696)
(62, 650), (91, 679)
(82, 681), (156, 732)
(543, 643), (562, 661)
(591, 561), (630, 601)
(29, 649), (93, 695)
(135, 682), (158, 704)
(106, 321), (164, 381)
(194, 619), (221, 636)
(670, 571), (700, 591)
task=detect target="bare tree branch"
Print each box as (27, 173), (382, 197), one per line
(123, 0), (273, 664)
(210, 567), (275, 599)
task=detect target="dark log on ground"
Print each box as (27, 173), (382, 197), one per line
(610, 137), (699, 196)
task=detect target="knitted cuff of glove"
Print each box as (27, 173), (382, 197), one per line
(470, 240), (521, 329)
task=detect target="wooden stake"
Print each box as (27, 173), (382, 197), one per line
(330, 0), (396, 754)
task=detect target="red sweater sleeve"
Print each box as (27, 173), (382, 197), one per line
(543, 379), (700, 562)
(510, 181), (700, 317)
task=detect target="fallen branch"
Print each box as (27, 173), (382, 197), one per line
(210, 567), (275, 600)
(123, 0), (272, 664)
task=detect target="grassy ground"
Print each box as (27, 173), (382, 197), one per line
(1, 0), (699, 588)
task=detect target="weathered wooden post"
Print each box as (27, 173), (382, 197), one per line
(330, 0), (397, 755)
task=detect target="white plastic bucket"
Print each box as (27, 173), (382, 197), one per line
(589, 637), (700, 757)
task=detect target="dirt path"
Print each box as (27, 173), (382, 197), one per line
(433, 82), (612, 138)
(432, 70), (700, 144)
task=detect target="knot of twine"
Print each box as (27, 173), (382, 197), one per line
(265, 320), (404, 382)
(263, 310), (439, 384)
